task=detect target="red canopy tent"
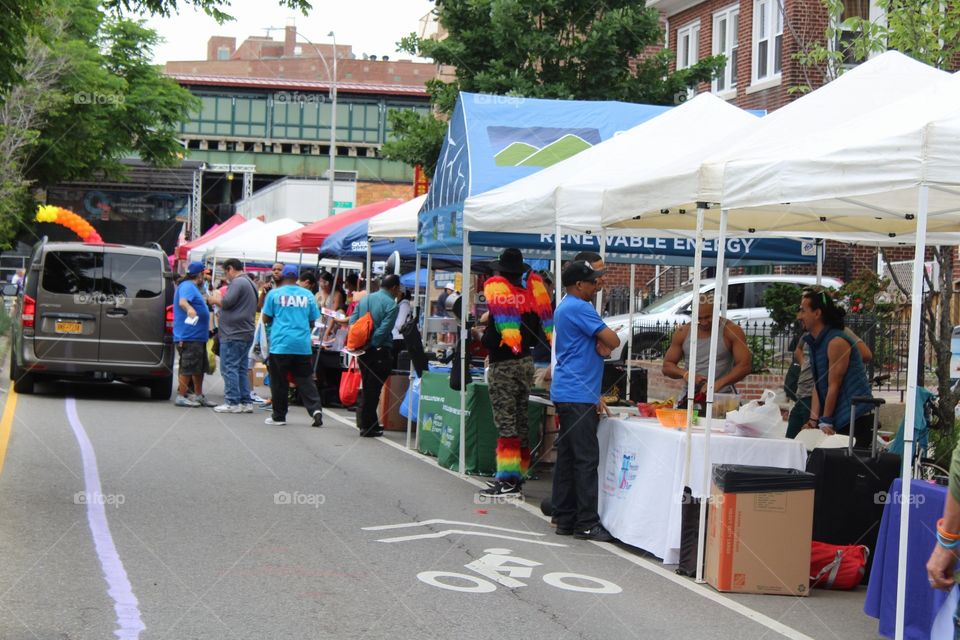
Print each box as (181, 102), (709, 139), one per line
(275, 199), (404, 253)
(176, 214), (247, 260)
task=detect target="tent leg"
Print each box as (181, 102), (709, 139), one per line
(597, 228), (607, 315)
(626, 263), (635, 398)
(459, 233), (471, 476)
(695, 207), (728, 584)
(681, 208), (707, 491)
(366, 239), (373, 293)
(416, 254), (433, 453)
(406, 251), (422, 450)
(895, 185), (928, 640)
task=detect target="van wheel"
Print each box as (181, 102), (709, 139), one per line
(10, 352), (34, 394)
(148, 376), (173, 401)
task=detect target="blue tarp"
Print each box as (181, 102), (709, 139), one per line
(416, 92), (816, 266)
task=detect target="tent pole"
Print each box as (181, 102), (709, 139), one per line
(696, 207), (728, 584)
(681, 207), (706, 492)
(416, 253), (433, 453)
(626, 263), (636, 399)
(554, 222), (563, 371)
(459, 233), (471, 476)
(406, 250), (422, 450)
(597, 228), (607, 315)
(895, 185), (928, 640)
(816, 239), (823, 286)
(366, 238), (373, 294)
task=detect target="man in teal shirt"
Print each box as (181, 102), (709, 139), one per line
(261, 265), (324, 427)
(350, 274), (401, 437)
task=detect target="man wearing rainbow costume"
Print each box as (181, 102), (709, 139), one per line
(479, 249), (554, 496)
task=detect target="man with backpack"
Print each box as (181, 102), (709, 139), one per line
(261, 265), (324, 427)
(349, 274), (401, 437)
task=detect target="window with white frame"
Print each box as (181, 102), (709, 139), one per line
(752, 0), (783, 83)
(712, 5), (739, 93)
(676, 21), (701, 70)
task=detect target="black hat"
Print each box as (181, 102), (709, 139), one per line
(487, 248), (531, 274)
(561, 260), (606, 287)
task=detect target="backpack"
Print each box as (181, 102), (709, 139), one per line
(809, 541), (869, 589)
(346, 296), (374, 351)
(784, 359), (801, 402)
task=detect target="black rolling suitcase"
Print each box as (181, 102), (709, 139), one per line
(805, 396), (900, 580)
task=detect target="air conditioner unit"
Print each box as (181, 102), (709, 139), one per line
(880, 260), (940, 297)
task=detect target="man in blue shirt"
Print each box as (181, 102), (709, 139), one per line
(173, 261), (212, 407)
(261, 265), (323, 427)
(349, 274), (401, 437)
(551, 260), (620, 541)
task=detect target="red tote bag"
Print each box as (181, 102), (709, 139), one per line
(339, 356), (361, 406)
(810, 541), (869, 590)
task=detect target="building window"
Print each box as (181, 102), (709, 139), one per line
(676, 21), (701, 70)
(837, 0), (871, 67)
(712, 5), (739, 93)
(216, 46), (230, 61)
(752, 0), (783, 83)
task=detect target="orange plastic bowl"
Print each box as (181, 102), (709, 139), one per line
(656, 408), (696, 428)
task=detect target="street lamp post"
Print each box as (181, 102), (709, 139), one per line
(299, 30), (338, 217)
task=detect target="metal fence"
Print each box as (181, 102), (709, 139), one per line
(619, 313), (923, 394)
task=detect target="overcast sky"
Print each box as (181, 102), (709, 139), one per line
(144, 0), (436, 64)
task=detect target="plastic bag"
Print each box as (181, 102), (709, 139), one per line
(724, 389), (781, 437)
(339, 356), (361, 406)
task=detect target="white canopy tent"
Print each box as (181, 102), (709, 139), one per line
(367, 194), (426, 239)
(186, 219), (264, 263)
(598, 59), (960, 640)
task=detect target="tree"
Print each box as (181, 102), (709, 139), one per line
(102, 0), (312, 23)
(383, 0), (725, 177)
(0, 0), (200, 247)
(795, 0), (960, 427)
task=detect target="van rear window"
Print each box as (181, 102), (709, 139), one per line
(42, 252), (101, 295)
(104, 254), (162, 298)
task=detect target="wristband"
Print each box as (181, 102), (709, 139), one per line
(938, 519), (960, 541)
(937, 532), (960, 549)
(818, 416), (835, 427)
(682, 371), (689, 381)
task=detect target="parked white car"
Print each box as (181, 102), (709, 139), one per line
(604, 274), (843, 361)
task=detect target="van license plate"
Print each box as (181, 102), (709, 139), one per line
(55, 321), (82, 334)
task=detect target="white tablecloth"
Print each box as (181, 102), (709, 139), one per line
(597, 417), (807, 565)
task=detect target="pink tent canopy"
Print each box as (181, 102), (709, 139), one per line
(275, 199), (404, 253)
(176, 214), (247, 260)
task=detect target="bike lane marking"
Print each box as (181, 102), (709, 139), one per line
(329, 409), (814, 640)
(0, 388), (16, 477)
(66, 397), (146, 640)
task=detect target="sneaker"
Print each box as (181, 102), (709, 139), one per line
(213, 404), (243, 413)
(258, 400), (273, 411)
(189, 394), (217, 408)
(555, 528), (574, 536)
(240, 404), (254, 413)
(311, 410), (323, 427)
(175, 395), (201, 407)
(479, 481), (522, 496)
(574, 524), (615, 542)
(359, 427), (384, 438)
(264, 416), (286, 426)
(249, 392), (266, 403)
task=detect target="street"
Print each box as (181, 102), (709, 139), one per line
(0, 375), (881, 640)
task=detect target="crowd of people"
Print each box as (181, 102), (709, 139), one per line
(170, 259), (407, 433)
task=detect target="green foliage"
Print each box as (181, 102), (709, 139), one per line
(0, 0), (43, 94)
(746, 335), (773, 373)
(929, 417), (960, 470)
(836, 270), (894, 315)
(100, 0), (312, 23)
(385, 0), (726, 171)
(762, 283), (806, 336)
(381, 108), (449, 179)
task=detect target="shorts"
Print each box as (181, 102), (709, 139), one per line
(177, 340), (207, 376)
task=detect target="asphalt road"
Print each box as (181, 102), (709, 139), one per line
(0, 375), (883, 640)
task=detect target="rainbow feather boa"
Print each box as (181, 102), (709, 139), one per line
(483, 274), (554, 355)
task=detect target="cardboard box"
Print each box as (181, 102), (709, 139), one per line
(704, 483), (814, 596)
(379, 374), (411, 431)
(252, 363), (268, 387)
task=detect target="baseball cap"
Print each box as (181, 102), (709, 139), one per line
(281, 265), (299, 279)
(561, 260), (605, 287)
(444, 282), (456, 291)
(187, 261), (205, 275)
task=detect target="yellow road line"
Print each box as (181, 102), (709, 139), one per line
(0, 389), (17, 477)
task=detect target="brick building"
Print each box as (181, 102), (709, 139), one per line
(599, 0), (958, 303)
(160, 19), (451, 234)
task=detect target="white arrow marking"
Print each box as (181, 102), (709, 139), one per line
(362, 519), (545, 536)
(374, 530), (567, 547)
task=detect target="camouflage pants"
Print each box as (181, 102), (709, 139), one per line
(488, 356), (535, 439)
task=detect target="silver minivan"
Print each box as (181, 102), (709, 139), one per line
(605, 274), (844, 361)
(8, 240), (176, 398)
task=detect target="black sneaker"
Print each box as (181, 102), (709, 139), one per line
(311, 411), (323, 427)
(555, 528), (574, 536)
(479, 481), (521, 496)
(574, 524), (615, 542)
(360, 427), (384, 437)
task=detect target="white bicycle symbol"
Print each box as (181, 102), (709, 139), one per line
(417, 547), (622, 594)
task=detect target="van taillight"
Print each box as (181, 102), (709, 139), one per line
(22, 295), (35, 328)
(165, 305), (174, 334)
